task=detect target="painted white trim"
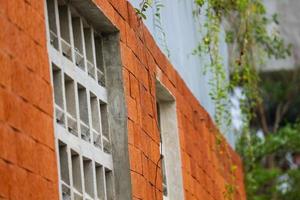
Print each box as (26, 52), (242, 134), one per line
(156, 79), (184, 200)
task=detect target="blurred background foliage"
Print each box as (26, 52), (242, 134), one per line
(238, 69), (300, 200)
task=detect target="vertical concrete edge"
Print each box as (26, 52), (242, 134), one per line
(103, 33), (132, 200)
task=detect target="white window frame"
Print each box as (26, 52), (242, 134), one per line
(156, 80), (184, 200)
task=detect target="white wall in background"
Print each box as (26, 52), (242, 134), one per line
(264, 0), (300, 71)
(129, 0), (237, 146)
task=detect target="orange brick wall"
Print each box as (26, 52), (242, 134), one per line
(0, 0), (58, 199)
(0, 0), (246, 200)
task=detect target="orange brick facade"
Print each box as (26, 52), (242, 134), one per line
(0, 0), (246, 200)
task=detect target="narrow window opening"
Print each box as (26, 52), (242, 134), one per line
(46, 0), (59, 49)
(71, 15), (85, 70)
(52, 64), (65, 126)
(94, 35), (105, 86)
(84, 27), (96, 79)
(59, 141), (71, 200)
(105, 169), (114, 200)
(65, 74), (78, 136)
(100, 102), (110, 153)
(71, 150), (83, 198)
(95, 164), (105, 200)
(90, 93), (101, 149)
(83, 157), (95, 199)
(58, 1), (72, 60)
(77, 84), (90, 142)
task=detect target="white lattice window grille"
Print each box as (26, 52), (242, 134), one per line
(46, 0), (114, 199)
(46, 0), (106, 87)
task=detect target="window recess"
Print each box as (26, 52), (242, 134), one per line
(58, 141), (71, 200)
(90, 92), (102, 149)
(84, 27), (96, 80)
(83, 157), (95, 199)
(71, 16), (85, 70)
(100, 102), (110, 154)
(58, 2), (73, 60)
(52, 65), (65, 126)
(77, 84), (90, 142)
(95, 164), (105, 200)
(71, 150), (83, 200)
(104, 169), (114, 200)
(46, 0), (59, 49)
(94, 35), (105, 86)
(64, 74), (78, 136)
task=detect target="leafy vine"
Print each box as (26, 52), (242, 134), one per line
(192, 2), (291, 165)
(135, 0), (170, 57)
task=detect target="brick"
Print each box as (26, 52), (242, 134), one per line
(0, 123), (17, 164)
(131, 171), (146, 199)
(0, 52), (11, 88)
(93, 0), (115, 26)
(151, 118), (160, 144)
(24, 3), (46, 46)
(138, 40), (148, 66)
(140, 130), (151, 158)
(137, 64), (149, 89)
(25, 172), (49, 200)
(127, 119), (134, 145)
(126, 24), (139, 57)
(0, 87), (54, 148)
(139, 85), (153, 116)
(37, 144), (58, 182)
(15, 132), (38, 172)
(141, 114), (154, 136)
(121, 43), (136, 74)
(149, 139), (160, 164)
(148, 159), (158, 186)
(129, 144), (142, 174)
(142, 153), (149, 180)
(7, 0), (27, 30)
(123, 68), (131, 96)
(128, 119), (141, 150)
(0, 0), (8, 15)
(0, 160), (10, 198)
(108, 0), (128, 21)
(8, 164), (29, 200)
(114, 11), (126, 42)
(11, 64), (53, 115)
(127, 2), (139, 29)
(146, 182), (155, 200)
(0, 16), (20, 57)
(0, 89), (22, 130)
(181, 151), (191, 174)
(21, 102), (55, 149)
(129, 73), (139, 99)
(25, 0), (45, 16)
(127, 96), (138, 122)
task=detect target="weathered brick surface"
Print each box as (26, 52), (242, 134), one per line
(0, 0), (246, 200)
(0, 1), (58, 199)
